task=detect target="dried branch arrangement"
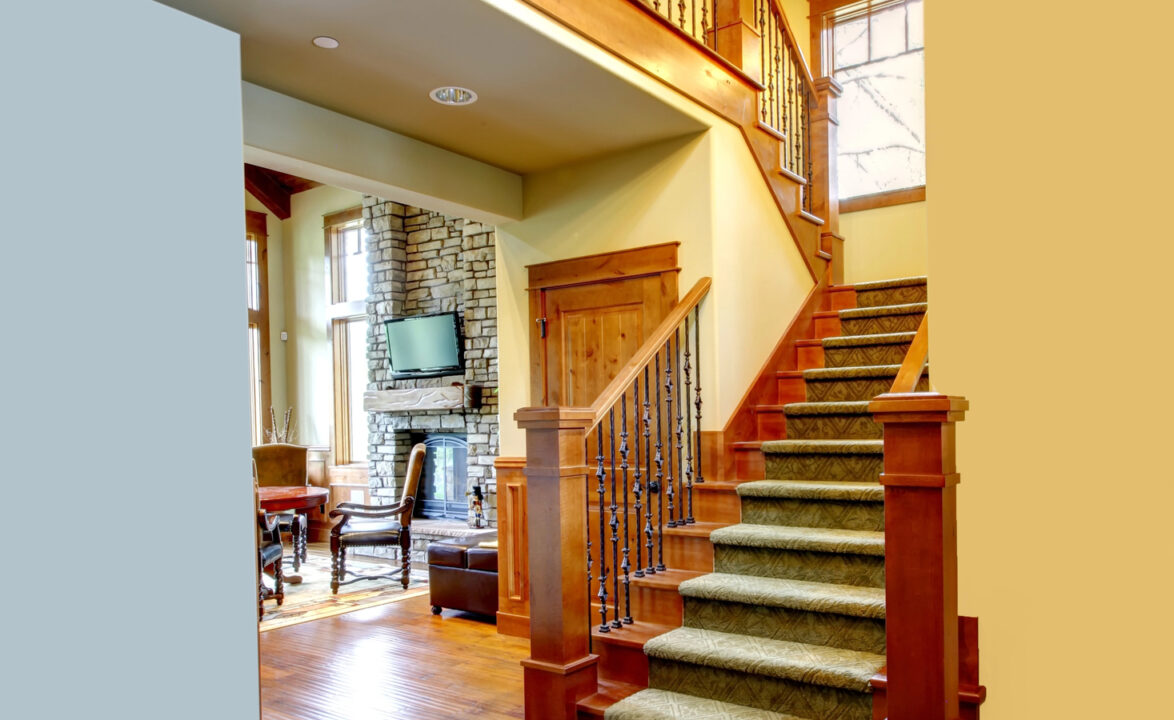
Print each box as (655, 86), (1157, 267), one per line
(265, 406), (297, 444)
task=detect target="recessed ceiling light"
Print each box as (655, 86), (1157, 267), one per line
(429, 86), (478, 106)
(312, 36), (339, 49)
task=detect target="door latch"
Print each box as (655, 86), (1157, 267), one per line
(536, 316), (547, 339)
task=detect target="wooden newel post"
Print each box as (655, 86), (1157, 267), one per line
(515, 406), (598, 720)
(811, 76), (843, 284)
(869, 392), (968, 720)
(714, 0), (762, 82)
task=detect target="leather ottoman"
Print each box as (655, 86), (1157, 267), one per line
(427, 533), (498, 618)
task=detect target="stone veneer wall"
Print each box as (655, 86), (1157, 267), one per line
(362, 196), (499, 527)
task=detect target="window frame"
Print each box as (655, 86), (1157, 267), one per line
(246, 210), (271, 445)
(324, 206), (367, 466)
(812, 0), (927, 209)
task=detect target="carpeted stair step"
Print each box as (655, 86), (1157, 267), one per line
(839, 302), (926, 336)
(679, 573), (886, 653)
(782, 401), (879, 440)
(736, 479), (884, 531)
(710, 523), (885, 587)
(822, 332), (916, 369)
(760, 439), (883, 483)
(802, 365), (929, 403)
(853, 276), (927, 308)
(605, 688), (811, 720)
(644, 627), (884, 720)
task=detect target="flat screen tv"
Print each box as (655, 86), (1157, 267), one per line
(383, 311), (464, 379)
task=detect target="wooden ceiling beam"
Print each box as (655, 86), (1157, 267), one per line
(244, 163), (291, 220)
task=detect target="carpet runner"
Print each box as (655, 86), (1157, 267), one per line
(606, 276), (928, 720)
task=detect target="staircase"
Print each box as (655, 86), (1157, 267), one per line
(601, 277), (929, 720)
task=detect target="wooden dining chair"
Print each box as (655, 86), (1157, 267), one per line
(255, 481), (284, 618)
(252, 443), (309, 571)
(328, 443), (425, 593)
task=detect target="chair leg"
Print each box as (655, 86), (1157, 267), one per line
(289, 516), (302, 573)
(273, 557), (284, 606)
(330, 534), (342, 594)
(399, 528), (411, 590)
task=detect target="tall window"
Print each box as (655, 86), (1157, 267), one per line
(831, 0), (924, 199)
(246, 211), (270, 445)
(325, 207), (369, 465)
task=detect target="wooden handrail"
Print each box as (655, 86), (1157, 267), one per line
(889, 311), (929, 393)
(589, 276), (712, 424)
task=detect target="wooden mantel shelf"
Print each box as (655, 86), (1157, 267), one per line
(363, 387), (464, 412)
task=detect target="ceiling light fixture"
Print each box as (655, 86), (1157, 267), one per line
(312, 36), (339, 49)
(429, 86), (478, 106)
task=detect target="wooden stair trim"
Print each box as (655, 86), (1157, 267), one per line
(591, 620), (676, 649)
(631, 568), (707, 591)
(576, 679), (644, 718)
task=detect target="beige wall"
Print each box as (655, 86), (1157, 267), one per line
(280, 184), (363, 447)
(245, 191), (288, 417)
(496, 123), (814, 456)
(781, 0), (811, 63)
(927, 1), (1173, 717)
(840, 199), (929, 284)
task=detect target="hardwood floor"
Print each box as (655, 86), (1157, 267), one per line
(260, 594), (529, 719)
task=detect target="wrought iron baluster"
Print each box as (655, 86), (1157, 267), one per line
(643, 366), (656, 575)
(693, 306), (705, 486)
(759, 0), (769, 124)
(663, 340), (676, 529)
(702, 0), (710, 47)
(777, 16), (786, 138)
(586, 464), (592, 652)
(792, 58), (801, 174)
(632, 377), (645, 578)
(620, 393), (632, 624)
(609, 409), (621, 628)
(804, 91), (814, 211)
(674, 329), (686, 527)
(654, 353), (665, 572)
(678, 0), (686, 30)
(595, 424), (609, 633)
(683, 320), (695, 525)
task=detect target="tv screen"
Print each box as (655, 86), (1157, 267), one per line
(383, 312), (464, 379)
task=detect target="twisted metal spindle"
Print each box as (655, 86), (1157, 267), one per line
(643, 365), (656, 576)
(619, 393), (632, 624)
(790, 57), (799, 174)
(683, 319), (695, 524)
(804, 92), (814, 211)
(654, 353), (665, 572)
(663, 340), (676, 528)
(632, 377), (645, 578)
(674, 329), (686, 527)
(609, 409), (621, 629)
(678, 0), (686, 30)
(586, 467), (593, 653)
(693, 306), (705, 485)
(595, 424), (609, 633)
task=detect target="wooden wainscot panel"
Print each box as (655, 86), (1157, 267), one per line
(496, 456), (530, 638)
(364, 387), (464, 412)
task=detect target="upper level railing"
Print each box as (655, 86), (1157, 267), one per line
(632, 0), (718, 50)
(755, 0), (816, 211)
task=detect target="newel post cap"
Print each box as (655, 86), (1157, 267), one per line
(514, 406), (595, 430)
(869, 392), (968, 424)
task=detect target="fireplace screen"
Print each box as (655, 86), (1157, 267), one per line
(414, 433), (468, 520)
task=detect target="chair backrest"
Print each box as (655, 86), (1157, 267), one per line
(252, 443), (308, 487)
(399, 443), (426, 527)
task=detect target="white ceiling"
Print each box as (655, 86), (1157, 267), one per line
(158, 0), (706, 174)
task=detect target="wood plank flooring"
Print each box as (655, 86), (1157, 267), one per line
(260, 594), (529, 719)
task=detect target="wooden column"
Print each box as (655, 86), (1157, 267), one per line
(870, 392), (968, 720)
(496, 456), (531, 638)
(515, 406), (598, 720)
(811, 76), (843, 284)
(714, 0), (761, 82)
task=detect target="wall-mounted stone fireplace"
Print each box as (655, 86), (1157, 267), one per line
(362, 197), (499, 532)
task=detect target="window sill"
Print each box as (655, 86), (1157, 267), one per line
(840, 185), (926, 214)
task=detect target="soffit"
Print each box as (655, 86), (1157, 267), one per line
(157, 0), (707, 173)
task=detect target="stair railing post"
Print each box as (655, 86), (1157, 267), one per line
(869, 392), (968, 720)
(810, 76), (843, 285)
(714, 0), (762, 82)
(515, 406), (598, 720)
